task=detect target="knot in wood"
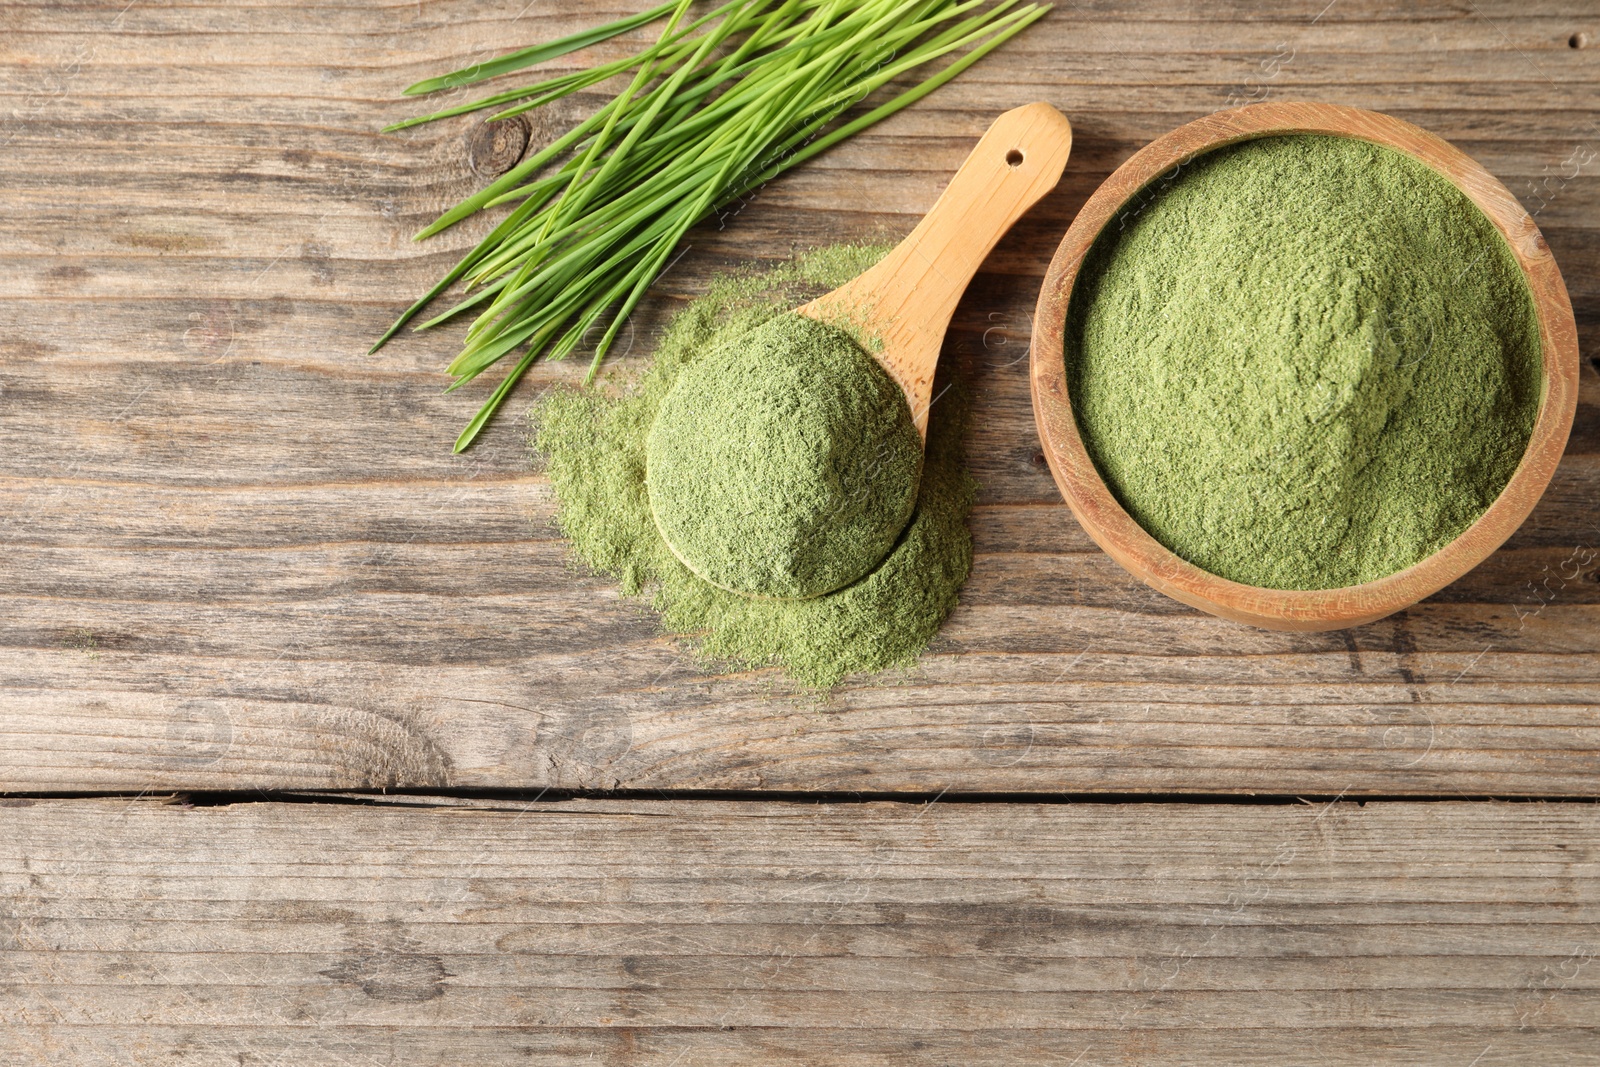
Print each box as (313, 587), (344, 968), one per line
(467, 115), (531, 178)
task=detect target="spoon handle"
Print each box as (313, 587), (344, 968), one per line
(803, 103), (1073, 436)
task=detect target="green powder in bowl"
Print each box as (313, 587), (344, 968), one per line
(646, 313), (922, 600)
(1065, 133), (1543, 592)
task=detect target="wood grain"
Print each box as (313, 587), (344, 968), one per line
(1, 797), (1597, 1065)
(1, 0), (1598, 792)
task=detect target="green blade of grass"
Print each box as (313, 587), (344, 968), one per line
(403, 0), (681, 95)
(380, 0), (1051, 448)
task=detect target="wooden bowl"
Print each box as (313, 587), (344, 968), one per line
(1029, 102), (1580, 631)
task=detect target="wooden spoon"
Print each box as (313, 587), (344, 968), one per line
(796, 102), (1073, 438)
(646, 103), (1073, 602)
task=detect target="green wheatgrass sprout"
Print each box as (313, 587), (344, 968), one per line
(372, 0), (1050, 451)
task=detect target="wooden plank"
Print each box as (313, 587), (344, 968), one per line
(1, 797), (1597, 1064)
(0, 0), (1597, 793)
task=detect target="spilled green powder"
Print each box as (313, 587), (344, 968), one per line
(536, 244), (976, 688)
(646, 313), (922, 600)
(1066, 134), (1543, 591)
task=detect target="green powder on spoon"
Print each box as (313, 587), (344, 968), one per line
(535, 244), (975, 688)
(1066, 133), (1543, 591)
(646, 313), (922, 600)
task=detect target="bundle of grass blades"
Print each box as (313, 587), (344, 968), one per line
(372, 0), (1050, 451)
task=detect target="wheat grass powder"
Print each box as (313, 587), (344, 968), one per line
(536, 244), (975, 688)
(645, 313), (922, 600)
(1065, 133), (1543, 590)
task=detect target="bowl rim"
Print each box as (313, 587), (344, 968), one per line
(1029, 101), (1581, 631)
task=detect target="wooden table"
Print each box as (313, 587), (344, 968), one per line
(2, 1), (1596, 1062)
